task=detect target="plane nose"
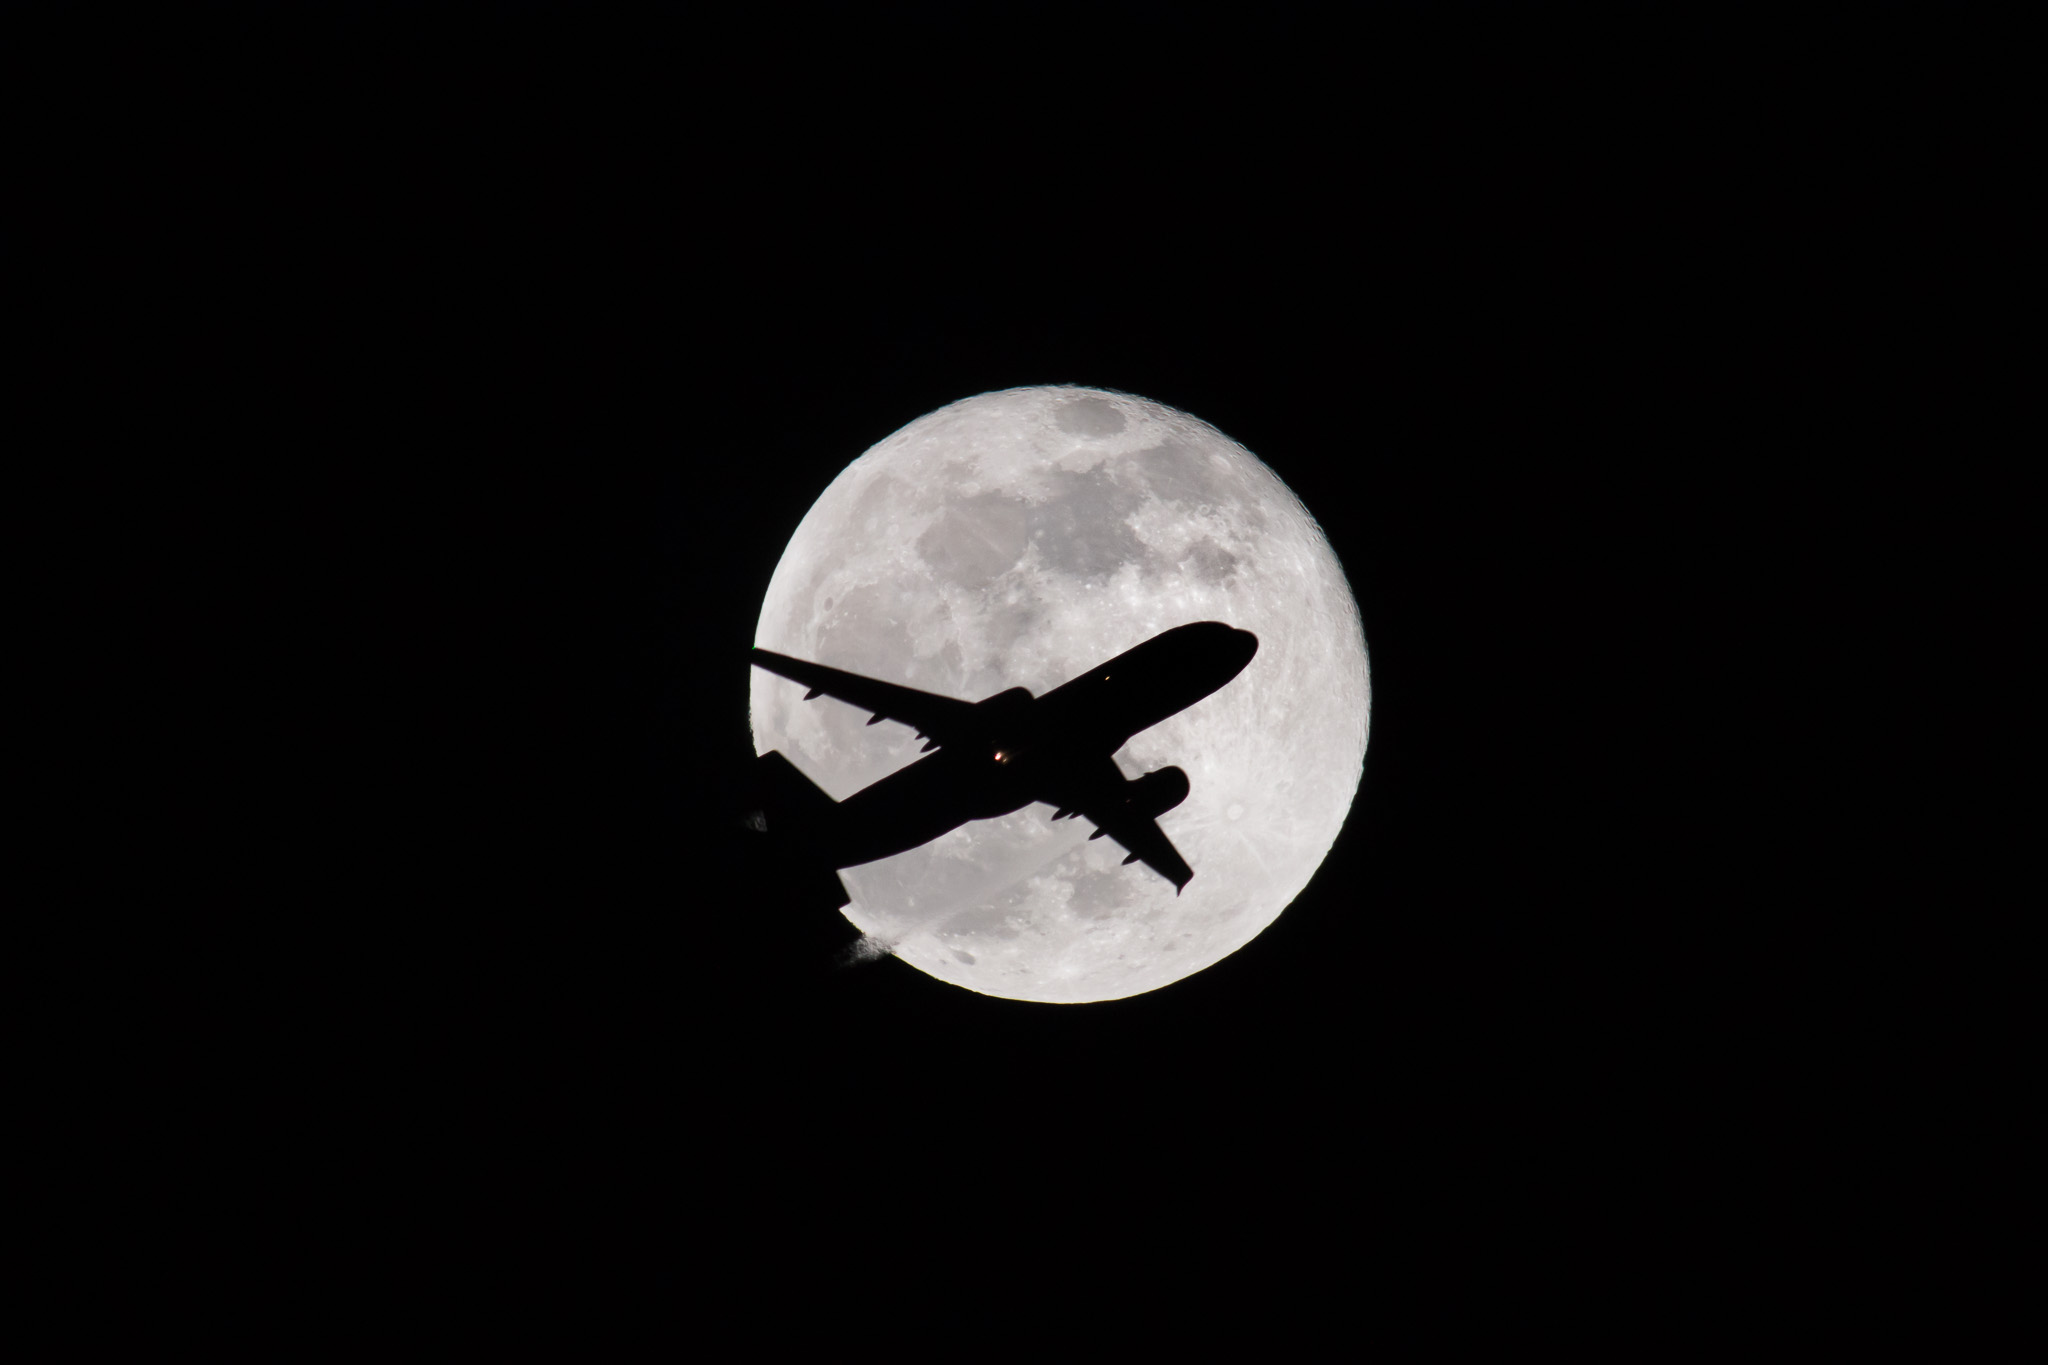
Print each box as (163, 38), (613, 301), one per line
(1232, 629), (1259, 672)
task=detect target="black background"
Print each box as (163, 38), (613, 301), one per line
(62, 5), (1979, 1338)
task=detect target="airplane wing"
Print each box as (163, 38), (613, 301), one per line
(751, 648), (981, 750)
(1081, 813), (1195, 894)
(1039, 757), (1196, 894)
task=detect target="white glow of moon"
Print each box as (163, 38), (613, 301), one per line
(751, 387), (1369, 1003)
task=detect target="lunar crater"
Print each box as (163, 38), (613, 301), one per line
(1055, 395), (1127, 438)
(916, 491), (1031, 588)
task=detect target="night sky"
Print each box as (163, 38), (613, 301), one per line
(76, 7), (1965, 1337)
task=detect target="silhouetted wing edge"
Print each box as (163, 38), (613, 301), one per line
(1032, 756), (1193, 891)
(1081, 812), (1195, 893)
(750, 649), (979, 745)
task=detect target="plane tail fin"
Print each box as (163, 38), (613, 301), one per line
(745, 751), (851, 911)
(751, 750), (837, 828)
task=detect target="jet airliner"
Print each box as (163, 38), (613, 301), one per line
(747, 621), (1258, 909)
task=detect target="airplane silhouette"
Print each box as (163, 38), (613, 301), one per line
(747, 621), (1259, 909)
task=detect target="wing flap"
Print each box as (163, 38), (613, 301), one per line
(752, 648), (980, 748)
(1084, 815), (1195, 893)
(1037, 755), (1197, 893)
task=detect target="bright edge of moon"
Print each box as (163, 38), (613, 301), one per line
(750, 386), (1369, 1003)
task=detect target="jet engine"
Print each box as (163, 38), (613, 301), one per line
(1127, 765), (1191, 818)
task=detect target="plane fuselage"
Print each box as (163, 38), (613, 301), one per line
(799, 623), (1255, 870)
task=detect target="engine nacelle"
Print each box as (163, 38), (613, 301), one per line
(976, 686), (1034, 716)
(969, 686), (1037, 757)
(1128, 765), (1190, 818)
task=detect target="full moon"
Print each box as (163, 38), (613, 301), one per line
(751, 386), (1369, 1002)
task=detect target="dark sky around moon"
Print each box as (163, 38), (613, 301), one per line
(72, 6), (1969, 1333)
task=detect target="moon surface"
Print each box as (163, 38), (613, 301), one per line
(750, 387), (1369, 1003)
